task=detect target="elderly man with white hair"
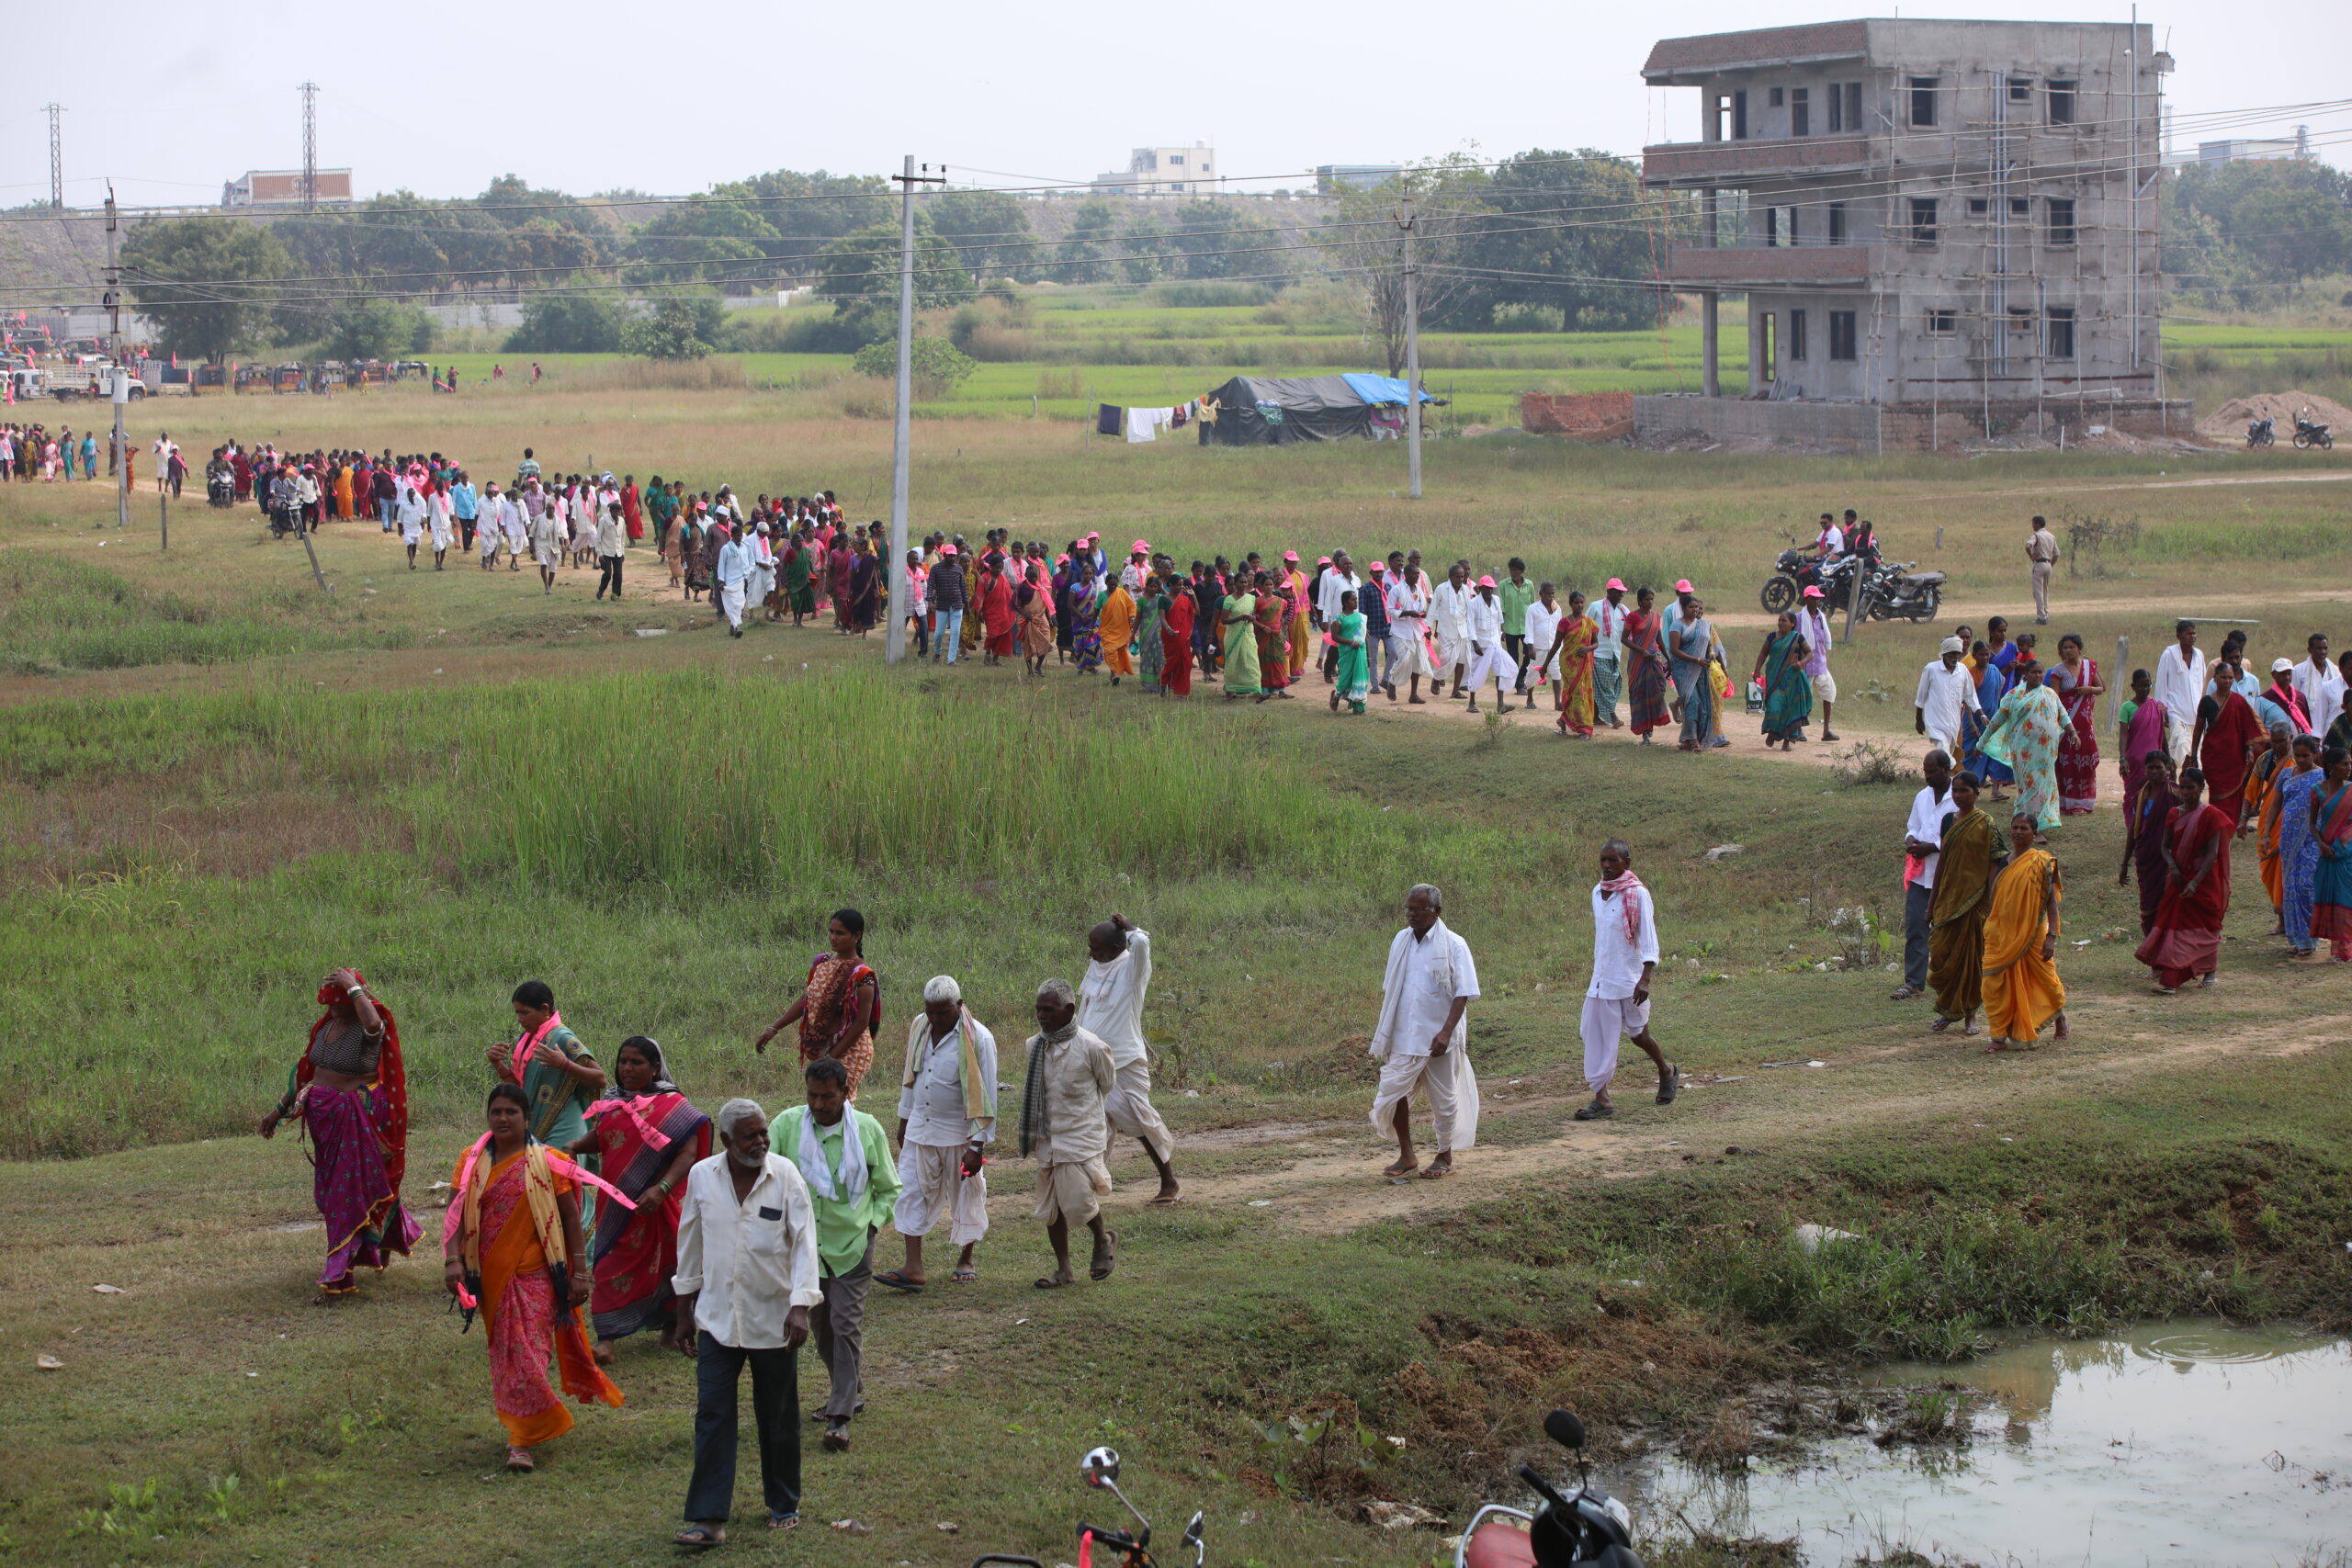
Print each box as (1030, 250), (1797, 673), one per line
(1020, 977), (1116, 1289)
(671, 1098), (822, 1549)
(1369, 883), (1481, 1179)
(876, 975), (997, 1292)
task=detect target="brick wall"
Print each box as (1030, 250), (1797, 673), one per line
(1521, 390), (1634, 438)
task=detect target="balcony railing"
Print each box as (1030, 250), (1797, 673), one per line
(1659, 243), (1878, 287)
(1642, 134), (1876, 188)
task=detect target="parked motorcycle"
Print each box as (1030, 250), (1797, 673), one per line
(2246, 418), (2275, 448)
(2293, 412), (2334, 450)
(1760, 536), (1864, 615)
(1860, 559), (1944, 622)
(1457, 1410), (1643, 1568)
(972, 1447), (1204, 1568)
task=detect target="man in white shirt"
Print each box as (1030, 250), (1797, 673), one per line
(884, 976), (995, 1291)
(1368, 884), (1481, 1179)
(1430, 562), (1473, 698)
(673, 1099), (822, 1546)
(1799, 585), (1839, 742)
(1460, 576), (1517, 714)
(1576, 840), (1677, 1120)
(1384, 557), (1436, 704)
(716, 524), (753, 638)
(1914, 637), (1973, 757)
(1078, 915), (1178, 1202)
(1522, 583), (1565, 713)
(1813, 512), (1846, 559)
(1589, 580), (1630, 728)
(2292, 633), (2346, 739)
(1892, 750), (1954, 1001)
(2151, 621), (2207, 769)
(1020, 980), (1117, 1288)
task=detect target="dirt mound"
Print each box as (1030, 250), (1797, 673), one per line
(2195, 390), (2352, 442)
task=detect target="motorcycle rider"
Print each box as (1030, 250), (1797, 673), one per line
(1812, 512), (1846, 560)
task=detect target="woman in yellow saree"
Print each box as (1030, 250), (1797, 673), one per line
(1982, 811), (2066, 1051)
(445, 1083), (624, 1471)
(1554, 592), (1598, 737)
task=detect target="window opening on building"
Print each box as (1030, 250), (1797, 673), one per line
(2048, 80), (2077, 124)
(1909, 76), (1939, 128)
(1829, 310), (1858, 361)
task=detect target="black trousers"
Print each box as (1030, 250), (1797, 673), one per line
(1904, 880), (1933, 991)
(598, 555), (625, 597)
(459, 518), (476, 552)
(684, 1336), (800, 1524)
(1503, 633), (1526, 689)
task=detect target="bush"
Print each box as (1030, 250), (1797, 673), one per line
(503, 293), (625, 354)
(622, 296), (714, 360)
(1151, 280), (1279, 309)
(850, 334), (978, 392)
(322, 299), (433, 360)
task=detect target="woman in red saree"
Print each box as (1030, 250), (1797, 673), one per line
(979, 563), (1017, 663)
(444, 1084), (624, 1472)
(2193, 658), (2262, 818)
(1159, 576), (1195, 696)
(1253, 572), (1293, 696)
(2049, 636), (2104, 815)
(619, 478), (642, 543)
(2308, 748), (2352, 962)
(758, 908), (880, 1097)
(2133, 766), (2233, 993)
(258, 968), (419, 1304)
(1622, 587), (1672, 742)
(576, 1037), (709, 1360)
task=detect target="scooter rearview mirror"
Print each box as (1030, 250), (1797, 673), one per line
(1080, 1446), (1122, 1487)
(1182, 1511), (1204, 1546)
(1543, 1409), (1587, 1450)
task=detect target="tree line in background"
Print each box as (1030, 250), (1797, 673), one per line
(114, 156), (2352, 367)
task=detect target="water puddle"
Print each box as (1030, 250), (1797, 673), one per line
(1634, 1321), (2352, 1567)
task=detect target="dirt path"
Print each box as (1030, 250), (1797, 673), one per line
(1091, 993), (2333, 1237)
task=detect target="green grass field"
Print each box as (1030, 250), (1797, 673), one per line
(4, 364), (2351, 1567)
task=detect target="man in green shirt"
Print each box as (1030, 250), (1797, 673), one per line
(772, 1058), (899, 1453)
(1500, 558), (1537, 696)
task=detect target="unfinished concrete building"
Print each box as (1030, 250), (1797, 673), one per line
(1635, 18), (2188, 451)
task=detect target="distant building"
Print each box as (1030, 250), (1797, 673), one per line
(221, 168), (355, 208)
(1635, 17), (2187, 449)
(1315, 164), (1405, 195)
(2197, 133), (2305, 164)
(1093, 144), (1216, 197)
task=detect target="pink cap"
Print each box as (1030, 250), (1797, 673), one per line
(1084, 530), (1099, 541)
(1605, 578), (1625, 592)
(1675, 579), (1694, 593)
(1477, 574), (1497, 588)
(1131, 538), (1149, 554)
(1283, 549), (1300, 561)
(1802, 585), (1824, 599)
(1368, 560), (1386, 574)
(1317, 556), (1331, 565)
(939, 543), (958, 557)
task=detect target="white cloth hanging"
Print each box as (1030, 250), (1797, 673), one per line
(1125, 407), (1174, 444)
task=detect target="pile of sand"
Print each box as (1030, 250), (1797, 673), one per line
(2195, 390), (2352, 442)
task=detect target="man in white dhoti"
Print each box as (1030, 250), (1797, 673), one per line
(1019, 979), (1117, 1288)
(501, 484), (529, 570)
(878, 976), (994, 1292)
(397, 476), (426, 570)
(1078, 914), (1178, 1203)
(1369, 884), (1481, 1179)
(715, 523), (752, 638)
(1459, 575), (1518, 715)
(2152, 621), (2207, 770)
(1914, 637), (1973, 759)
(1383, 557), (1436, 704)
(528, 482), (562, 592)
(477, 482), (505, 570)
(1575, 840), (1678, 1122)
(1430, 563), (1473, 697)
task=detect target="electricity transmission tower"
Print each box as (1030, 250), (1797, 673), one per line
(44, 104), (63, 209)
(300, 83), (319, 209)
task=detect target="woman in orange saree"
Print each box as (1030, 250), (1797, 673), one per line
(444, 1084), (623, 1471)
(1554, 592), (1598, 738)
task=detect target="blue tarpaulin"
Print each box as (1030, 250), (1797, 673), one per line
(1339, 373), (1434, 406)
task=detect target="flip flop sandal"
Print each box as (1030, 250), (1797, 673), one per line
(821, 1426), (850, 1453)
(1419, 1164), (1456, 1179)
(951, 1267), (978, 1283)
(504, 1446), (536, 1473)
(1033, 1274), (1074, 1290)
(1657, 1066), (1680, 1105)
(1147, 1192), (1184, 1205)
(673, 1526), (725, 1549)
(1573, 1100), (1615, 1121)
(1091, 1231), (1118, 1280)
(873, 1270), (925, 1294)
(768, 1512), (799, 1531)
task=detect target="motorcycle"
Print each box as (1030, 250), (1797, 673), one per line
(973, 1447), (1204, 1568)
(2293, 412), (2334, 450)
(1760, 537), (1864, 615)
(1860, 559), (1944, 623)
(2246, 418), (2275, 448)
(1457, 1410), (1643, 1568)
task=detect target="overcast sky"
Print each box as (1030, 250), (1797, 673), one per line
(13, 0), (2346, 208)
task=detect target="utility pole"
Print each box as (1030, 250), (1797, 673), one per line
(300, 83), (319, 210)
(44, 105), (63, 209)
(105, 186), (129, 534)
(1397, 188), (1422, 501)
(885, 155), (944, 666)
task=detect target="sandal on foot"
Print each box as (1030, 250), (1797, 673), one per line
(1657, 1065), (1680, 1106)
(873, 1269), (924, 1294)
(1419, 1162), (1455, 1179)
(768, 1512), (799, 1531)
(950, 1266), (978, 1283)
(1033, 1273), (1075, 1290)
(1090, 1230), (1118, 1281)
(673, 1525), (724, 1549)
(1573, 1099), (1615, 1121)
(1888, 986), (1923, 1000)
(821, 1425), (850, 1453)
(505, 1446), (536, 1473)
(1382, 1161), (1419, 1178)
(1148, 1190), (1183, 1205)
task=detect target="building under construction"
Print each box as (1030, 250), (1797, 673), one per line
(1635, 17), (2188, 451)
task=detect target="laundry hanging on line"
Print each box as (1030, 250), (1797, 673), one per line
(1096, 403), (1122, 436)
(1125, 407), (1176, 444)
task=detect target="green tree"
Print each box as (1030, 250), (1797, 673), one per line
(712, 169), (892, 271)
(1309, 157), (1487, 375)
(851, 334), (978, 391)
(624, 196), (781, 286)
(1447, 149), (1671, 332)
(1119, 212), (1170, 284)
(1169, 202), (1290, 282)
(812, 215), (973, 310)
(503, 293), (626, 353)
(322, 298), (434, 360)
(928, 189), (1040, 281)
(1056, 198), (1121, 285)
(122, 217), (291, 363)
(623, 296), (714, 359)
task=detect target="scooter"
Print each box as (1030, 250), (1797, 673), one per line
(2293, 412), (2335, 450)
(973, 1447), (1205, 1568)
(1860, 560), (1944, 622)
(1457, 1410), (1643, 1568)
(2246, 418), (2275, 448)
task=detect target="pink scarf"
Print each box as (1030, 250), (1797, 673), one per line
(509, 1011), (565, 1083)
(1598, 871), (1645, 944)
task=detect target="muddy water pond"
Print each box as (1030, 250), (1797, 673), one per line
(1636, 1321), (2352, 1566)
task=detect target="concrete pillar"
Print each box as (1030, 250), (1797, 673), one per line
(1702, 291), (1720, 398)
(1746, 301), (1765, 395)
